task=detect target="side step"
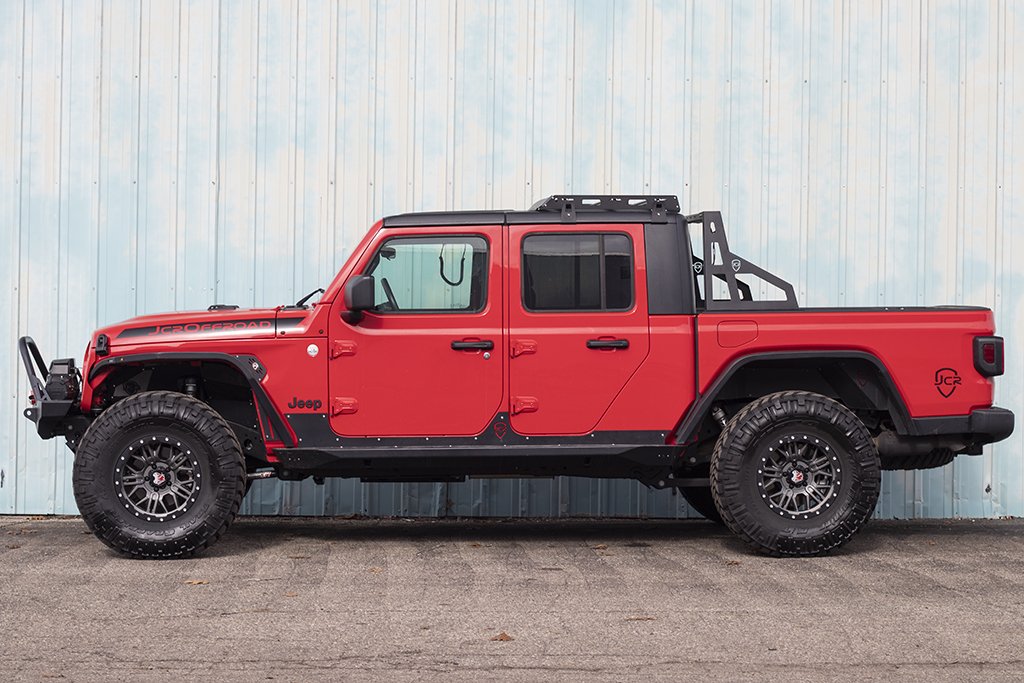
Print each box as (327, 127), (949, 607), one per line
(272, 443), (681, 487)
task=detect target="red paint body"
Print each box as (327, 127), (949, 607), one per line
(80, 220), (999, 444)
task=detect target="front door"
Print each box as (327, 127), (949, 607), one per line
(507, 224), (650, 436)
(328, 226), (504, 437)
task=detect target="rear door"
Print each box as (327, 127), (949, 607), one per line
(507, 224), (650, 435)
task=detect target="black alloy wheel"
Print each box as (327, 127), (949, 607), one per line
(73, 391), (245, 559)
(710, 391), (881, 556)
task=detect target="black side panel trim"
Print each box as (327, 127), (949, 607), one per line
(88, 352), (295, 448)
(287, 412), (671, 450)
(644, 219), (695, 315)
(275, 445), (681, 486)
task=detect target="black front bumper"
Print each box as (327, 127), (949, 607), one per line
(18, 336), (85, 441)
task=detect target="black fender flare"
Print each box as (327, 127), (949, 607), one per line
(673, 350), (914, 444)
(88, 352), (295, 447)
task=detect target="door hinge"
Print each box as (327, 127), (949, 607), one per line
(330, 340), (358, 359)
(511, 396), (539, 415)
(511, 339), (537, 358)
(331, 397), (358, 416)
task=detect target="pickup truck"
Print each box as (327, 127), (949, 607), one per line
(19, 195), (1013, 558)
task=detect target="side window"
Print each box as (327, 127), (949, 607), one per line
(364, 235), (488, 313)
(521, 233), (634, 312)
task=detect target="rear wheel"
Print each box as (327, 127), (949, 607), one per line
(72, 391), (245, 559)
(710, 391), (880, 556)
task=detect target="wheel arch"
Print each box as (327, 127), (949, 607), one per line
(674, 350), (913, 446)
(88, 352), (295, 451)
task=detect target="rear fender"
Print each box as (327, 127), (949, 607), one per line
(673, 350), (912, 444)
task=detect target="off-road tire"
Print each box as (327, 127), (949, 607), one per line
(679, 471), (723, 523)
(72, 391), (245, 559)
(880, 448), (956, 471)
(710, 391), (880, 557)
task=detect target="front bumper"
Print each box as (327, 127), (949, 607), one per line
(18, 336), (86, 441)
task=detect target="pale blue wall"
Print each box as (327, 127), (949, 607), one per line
(1, 0), (1021, 518)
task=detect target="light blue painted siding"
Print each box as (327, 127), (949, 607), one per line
(1, 0), (1021, 519)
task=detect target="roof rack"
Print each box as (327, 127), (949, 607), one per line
(531, 195), (680, 223)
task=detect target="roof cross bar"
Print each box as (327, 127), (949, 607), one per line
(530, 195), (680, 223)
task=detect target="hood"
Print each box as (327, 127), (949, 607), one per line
(96, 307), (285, 347)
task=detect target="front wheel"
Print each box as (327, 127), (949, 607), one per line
(710, 391), (880, 557)
(678, 466), (723, 523)
(72, 391), (246, 559)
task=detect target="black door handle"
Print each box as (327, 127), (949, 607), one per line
(586, 339), (629, 350)
(452, 340), (494, 351)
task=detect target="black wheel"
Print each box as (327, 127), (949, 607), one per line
(710, 391), (880, 557)
(72, 391), (245, 559)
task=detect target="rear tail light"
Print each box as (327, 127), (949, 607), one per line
(973, 336), (1004, 377)
(983, 344), (996, 365)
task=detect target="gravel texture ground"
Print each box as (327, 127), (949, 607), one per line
(1, 515), (1022, 681)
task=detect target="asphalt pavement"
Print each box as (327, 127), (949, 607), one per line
(1, 515), (1023, 681)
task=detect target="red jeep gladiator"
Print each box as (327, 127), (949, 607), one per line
(20, 195), (1013, 558)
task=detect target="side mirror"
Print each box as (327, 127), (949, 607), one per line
(341, 275), (375, 323)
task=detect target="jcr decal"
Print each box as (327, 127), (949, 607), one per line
(934, 368), (961, 398)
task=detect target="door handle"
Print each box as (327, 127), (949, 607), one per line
(512, 396), (539, 415)
(451, 339), (494, 351)
(586, 339), (629, 350)
(511, 339), (537, 358)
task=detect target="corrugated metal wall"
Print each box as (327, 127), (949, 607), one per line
(2, 0), (1021, 519)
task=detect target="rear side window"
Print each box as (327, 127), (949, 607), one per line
(521, 233), (633, 312)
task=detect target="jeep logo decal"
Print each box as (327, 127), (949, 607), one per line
(934, 368), (961, 398)
(288, 397), (323, 411)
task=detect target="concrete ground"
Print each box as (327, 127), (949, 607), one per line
(0, 516), (1023, 681)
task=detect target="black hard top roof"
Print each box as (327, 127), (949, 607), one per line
(382, 195), (690, 227)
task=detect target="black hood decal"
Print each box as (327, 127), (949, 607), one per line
(116, 318), (276, 339)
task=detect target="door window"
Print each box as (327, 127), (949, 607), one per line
(521, 233), (633, 311)
(363, 235), (488, 313)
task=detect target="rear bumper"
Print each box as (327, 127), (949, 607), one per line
(966, 408), (1015, 445)
(909, 407), (1014, 448)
